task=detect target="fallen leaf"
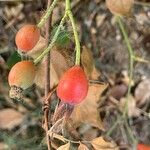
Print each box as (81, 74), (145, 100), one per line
(135, 79), (150, 106)
(51, 47), (74, 79)
(91, 137), (119, 150)
(31, 39), (73, 89)
(81, 46), (100, 80)
(57, 142), (70, 150)
(0, 109), (24, 130)
(34, 59), (59, 89)
(48, 131), (66, 143)
(0, 143), (8, 150)
(69, 83), (107, 130)
(119, 95), (140, 117)
(78, 143), (89, 150)
(79, 125), (99, 141)
(110, 84), (128, 100)
(81, 46), (94, 79)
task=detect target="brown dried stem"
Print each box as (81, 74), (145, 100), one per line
(44, 0), (53, 149)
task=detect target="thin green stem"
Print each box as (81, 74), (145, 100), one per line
(133, 56), (150, 64)
(65, 0), (71, 11)
(125, 120), (137, 147)
(37, 0), (59, 28)
(116, 16), (134, 118)
(66, 0), (81, 65)
(105, 116), (123, 137)
(34, 14), (67, 64)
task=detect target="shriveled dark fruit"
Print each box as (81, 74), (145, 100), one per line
(15, 24), (40, 52)
(106, 0), (134, 16)
(8, 60), (36, 99)
(57, 65), (88, 105)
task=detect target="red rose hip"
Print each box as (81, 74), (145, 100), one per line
(15, 24), (40, 52)
(137, 144), (150, 150)
(57, 65), (88, 105)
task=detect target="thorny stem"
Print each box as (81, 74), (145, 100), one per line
(37, 0), (59, 28)
(34, 14), (67, 64)
(66, 0), (81, 65)
(43, 87), (56, 150)
(116, 16), (134, 118)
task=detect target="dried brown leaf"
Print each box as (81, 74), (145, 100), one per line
(57, 142), (70, 150)
(0, 109), (24, 130)
(32, 38), (73, 89)
(81, 46), (100, 80)
(51, 47), (73, 79)
(119, 95), (140, 117)
(34, 60), (59, 89)
(135, 79), (150, 106)
(110, 84), (128, 100)
(106, 0), (134, 16)
(27, 36), (47, 59)
(78, 143), (89, 150)
(81, 46), (94, 79)
(48, 131), (66, 143)
(70, 83), (107, 130)
(80, 125), (99, 141)
(0, 143), (8, 150)
(91, 137), (119, 150)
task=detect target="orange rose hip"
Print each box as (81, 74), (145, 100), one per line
(15, 24), (40, 52)
(8, 60), (36, 99)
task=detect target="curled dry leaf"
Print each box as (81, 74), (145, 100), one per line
(78, 143), (89, 150)
(0, 109), (24, 130)
(135, 79), (150, 106)
(91, 137), (119, 150)
(106, 0), (134, 16)
(57, 142), (70, 150)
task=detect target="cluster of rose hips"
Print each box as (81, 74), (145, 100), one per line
(8, 24), (88, 105)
